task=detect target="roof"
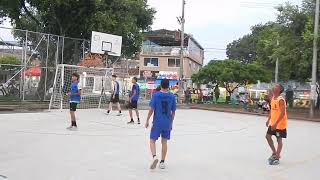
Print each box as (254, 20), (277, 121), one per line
(144, 29), (204, 50)
(113, 68), (139, 77)
(0, 41), (21, 47)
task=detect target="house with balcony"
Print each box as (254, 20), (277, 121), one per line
(139, 29), (204, 87)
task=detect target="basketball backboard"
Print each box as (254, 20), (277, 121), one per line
(90, 31), (122, 56)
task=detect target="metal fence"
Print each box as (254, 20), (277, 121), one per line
(0, 27), (90, 101)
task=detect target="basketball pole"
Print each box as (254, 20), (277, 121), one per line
(104, 51), (109, 68)
(60, 64), (65, 111)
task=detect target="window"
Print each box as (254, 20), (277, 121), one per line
(168, 58), (180, 67)
(144, 58), (159, 67)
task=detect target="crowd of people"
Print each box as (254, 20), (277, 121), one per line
(182, 85), (296, 114)
(184, 87), (221, 104)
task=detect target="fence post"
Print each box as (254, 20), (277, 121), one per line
(61, 36), (65, 64)
(82, 41), (85, 60)
(22, 30), (28, 101)
(19, 34), (24, 99)
(60, 64), (65, 110)
(49, 64), (59, 110)
(44, 34), (50, 100)
(55, 36), (59, 66)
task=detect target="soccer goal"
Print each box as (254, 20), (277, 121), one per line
(49, 64), (113, 110)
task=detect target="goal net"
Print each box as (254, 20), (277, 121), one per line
(49, 64), (113, 110)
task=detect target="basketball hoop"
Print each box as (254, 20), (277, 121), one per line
(90, 31), (122, 57)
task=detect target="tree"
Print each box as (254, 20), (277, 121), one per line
(225, 0), (320, 110)
(0, 56), (21, 96)
(0, 0), (155, 99)
(226, 33), (258, 64)
(226, 1), (315, 83)
(0, 56), (21, 71)
(192, 60), (272, 101)
(0, 0), (155, 56)
(0, 56), (20, 65)
(191, 62), (220, 85)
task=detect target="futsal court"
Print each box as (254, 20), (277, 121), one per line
(0, 109), (319, 180)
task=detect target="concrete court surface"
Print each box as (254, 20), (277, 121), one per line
(0, 109), (319, 180)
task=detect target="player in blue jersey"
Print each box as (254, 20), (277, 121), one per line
(127, 77), (140, 124)
(106, 75), (122, 116)
(145, 79), (176, 169)
(67, 73), (82, 130)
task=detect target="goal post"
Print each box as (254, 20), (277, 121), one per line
(49, 64), (113, 110)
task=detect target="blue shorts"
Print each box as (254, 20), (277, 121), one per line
(150, 125), (171, 140)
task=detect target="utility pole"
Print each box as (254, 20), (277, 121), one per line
(275, 39), (279, 83)
(179, 0), (186, 100)
(310, 0), (320, 118)
(275, 8), (283, 84)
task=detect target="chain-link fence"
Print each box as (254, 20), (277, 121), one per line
(0, 27), (90, 101)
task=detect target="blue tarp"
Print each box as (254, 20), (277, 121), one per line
(155, 79), (178, 86)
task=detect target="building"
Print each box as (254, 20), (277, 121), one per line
(138, 29), (204, 87)
(113, 59), (140, 78)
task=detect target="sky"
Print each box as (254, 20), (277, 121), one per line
(147, 0), (303, 64)
(1, 0), (303, 64)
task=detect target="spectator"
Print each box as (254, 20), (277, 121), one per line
(173, 84), (179, 103)
(155, 85), (161, 92)
(262, 95), (270, 113)
(202, 89), (209, 103)
(285, 85), (294, 108)
(214, 85), (220, 104)
(184, 87), (191, 104)
(243, 94), (249, 110)
(191, 88), (196, 103)
(198, 89), (203, 103)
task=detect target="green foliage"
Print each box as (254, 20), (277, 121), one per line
(226, 0), (316, 82)
(0, 56), (21, 71)
(0, 56), (20, 65)
(192, 60), (272, 94)
(226, 32), (259, 64)
(0, 0), (155, 99)
(0, 0), (155, 57)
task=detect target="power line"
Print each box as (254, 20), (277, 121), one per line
(239, 1), (283, 9)
(203, 47), (227, 52)
(205, 47), (226, 50)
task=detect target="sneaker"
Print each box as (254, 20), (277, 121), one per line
(150, 156), (159, 169)
(268, 154), (276, 162)
(159, 162), (165, 169)
(66, 126), (78, 131)
(127, 120), (134, 124)
(269, 159), (280, 165)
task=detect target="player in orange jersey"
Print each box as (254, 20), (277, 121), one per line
(265, 84), (287, 165)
